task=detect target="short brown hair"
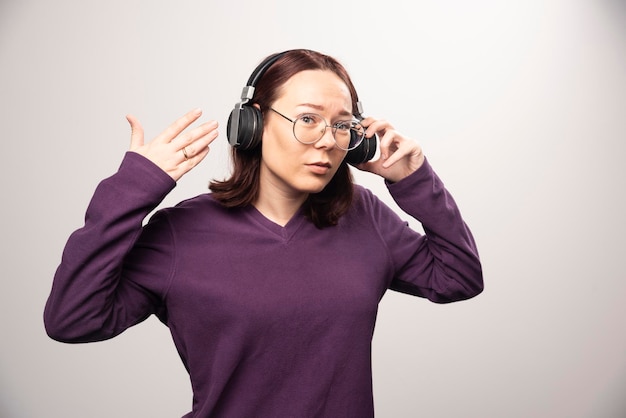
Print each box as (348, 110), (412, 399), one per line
(210, 49), (359, 228)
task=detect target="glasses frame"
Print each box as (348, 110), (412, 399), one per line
(269, 108), (364, 151)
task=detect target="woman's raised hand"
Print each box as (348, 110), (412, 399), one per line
(126, 108), (219, 181)
(356, 117), (425, 183)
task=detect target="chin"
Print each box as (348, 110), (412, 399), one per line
(298, 179), (331, 194)
(301, 186), (326, 194)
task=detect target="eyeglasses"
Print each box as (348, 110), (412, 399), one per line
(269, 108), (365, 151)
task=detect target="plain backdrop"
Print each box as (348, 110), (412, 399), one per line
(1, 0), (625, 417)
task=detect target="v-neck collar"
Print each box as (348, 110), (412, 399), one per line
(243, 204), (308, 241)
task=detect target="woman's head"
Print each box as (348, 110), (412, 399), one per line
(210, 49), (360, 228)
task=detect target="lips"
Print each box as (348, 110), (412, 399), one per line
(309, 161), (331, 168)
(306, 161), (332, 174)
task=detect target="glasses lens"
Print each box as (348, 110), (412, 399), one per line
(293, 114), (325, 144)
(334, 121), (365, 150)
(292, 113), (365, 150)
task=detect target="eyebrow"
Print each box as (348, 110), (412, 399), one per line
(296, 103), (352, 118)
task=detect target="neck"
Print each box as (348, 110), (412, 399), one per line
(254, 184), (308, 227)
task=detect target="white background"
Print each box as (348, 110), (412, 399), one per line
(1, 0), (625, 417)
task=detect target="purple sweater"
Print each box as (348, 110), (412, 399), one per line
(44, 152), (483, 417)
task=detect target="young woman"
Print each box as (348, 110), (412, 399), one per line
(44, 49), (483, 417)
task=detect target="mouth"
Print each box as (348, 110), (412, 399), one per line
(306, 161), (332, 174)
(308, 161), (332, 168)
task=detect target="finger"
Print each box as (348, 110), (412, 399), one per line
(354, 160), (381, 175)
(171, 144), (212, 181)
(381, 143), (408, 168)
(155, 108), (203, 143)
(176, 122), (219, 162)
(382, 138), (422, 170)
(190, 143), (211, 164)
(175, 120), (219, 149)
(189, 144), (211, 163)
(362, 118), (391, 140)
(377, 130), (398, 161)
(126, 114), (144, 151)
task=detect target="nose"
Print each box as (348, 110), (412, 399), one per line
(314, 126), (336, 150)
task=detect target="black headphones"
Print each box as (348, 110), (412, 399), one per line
(226, 50), (376, 166)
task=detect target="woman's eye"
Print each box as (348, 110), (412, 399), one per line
(334, 121), (352, 131)
(299, 114), (319, 125)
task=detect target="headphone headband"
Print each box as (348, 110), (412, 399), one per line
(246, 52), (286, 88)
(237, 52), (287, 104)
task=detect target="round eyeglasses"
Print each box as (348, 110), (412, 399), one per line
(269, 108), (365, 151)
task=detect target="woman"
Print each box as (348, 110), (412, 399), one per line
(44, 49), (483, 417)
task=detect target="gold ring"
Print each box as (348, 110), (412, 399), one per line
(182, 147), (189, 160)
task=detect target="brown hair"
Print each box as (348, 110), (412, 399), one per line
(210, 49), (359, 228)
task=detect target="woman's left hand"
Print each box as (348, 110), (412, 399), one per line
(355, 117), (425, 183)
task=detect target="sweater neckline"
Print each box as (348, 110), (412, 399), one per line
(244, 204), (307, 241)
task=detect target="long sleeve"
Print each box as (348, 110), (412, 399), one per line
(44, 152), (176, 343)
(372, 158), (483, 303)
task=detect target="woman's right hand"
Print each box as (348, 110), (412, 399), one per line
(126, 108), (219, 181)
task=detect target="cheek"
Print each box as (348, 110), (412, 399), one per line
(261, 132), (301, 172)
(331, 150), (348, 167)
(262, 124), (304, 158)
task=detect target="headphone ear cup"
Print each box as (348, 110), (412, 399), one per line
(227, 105), (264, 151)
(345, 134), (377, 166)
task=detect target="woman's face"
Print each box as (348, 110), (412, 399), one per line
(259, 69), (351, 199)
